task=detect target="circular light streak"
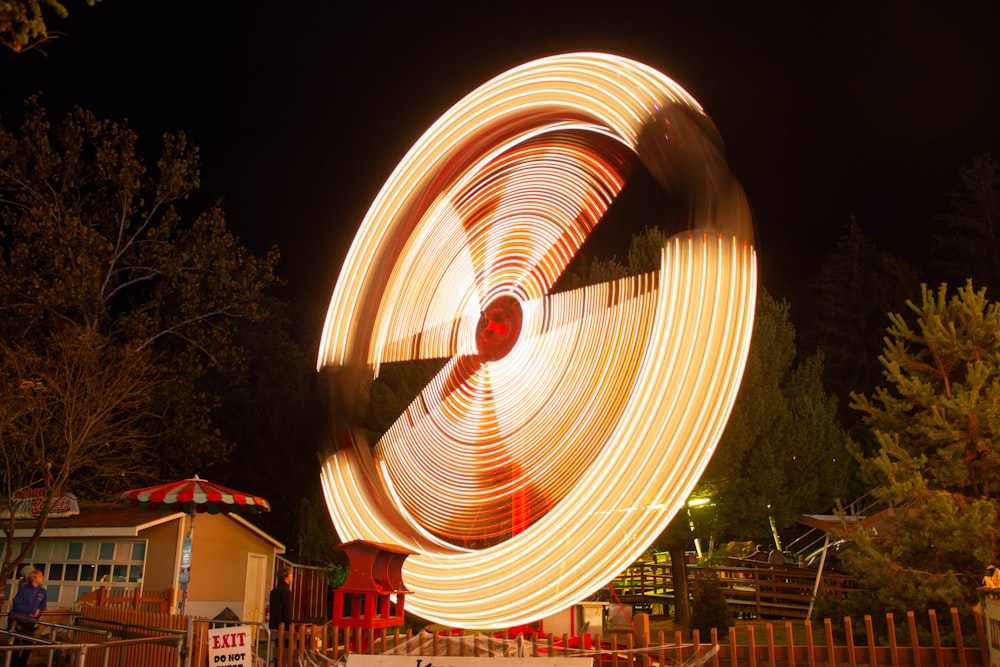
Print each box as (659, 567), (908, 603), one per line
(318, 52), (757, 628)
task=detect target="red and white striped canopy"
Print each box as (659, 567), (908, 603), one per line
(119, 475), (270, 515)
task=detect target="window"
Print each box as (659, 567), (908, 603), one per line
(5, 539), (148, 608)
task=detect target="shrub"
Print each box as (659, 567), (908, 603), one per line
(690, 575), (733, 640)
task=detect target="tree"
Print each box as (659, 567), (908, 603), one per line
(806, 216), (921, 432)
(843, 281), (1000, 618)
(703, 290), (848, 536)
(208, 297), (328, 551)
(586, 227), (848, 623)
(662, 287), (851, 606)
(931, 155), (1000, 294)
(0, 99), (280, 580)
(0, 0), (98, 53)
(0, 326), (155, 581)
(689, 575), (733, 640)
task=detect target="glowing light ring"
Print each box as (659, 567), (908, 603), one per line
(319, 52), (757, 627)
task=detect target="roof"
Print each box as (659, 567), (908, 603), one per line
(13, 503), (184, 538)
(13, 503), (285, 550)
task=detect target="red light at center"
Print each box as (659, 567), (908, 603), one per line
(476, 295), (522, 361)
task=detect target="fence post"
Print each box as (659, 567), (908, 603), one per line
(766, 623), (776, 667)
(865, 616), (878, 667)
(950, 608), (967, 667)
(887, 612), (900, 667)
(929, 609), (944, 667)
(803, 620), (815, 667)
(823, 618), (835, 667)
(974, 604), (989, 667)
(908, 611), (922, 667)
(785, 621), (796, 667)
(844, 617), (857, 667)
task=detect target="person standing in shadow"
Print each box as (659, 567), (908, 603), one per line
(268, 567), (294, 664)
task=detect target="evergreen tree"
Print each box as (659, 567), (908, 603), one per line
(931, 154), (1000, 293)
(806, 217), (920, 432)
(705, 290), (850, 539)
(843, 281), (1000, 618)
(0, 0), (98, 53)
(689, 575), (733, 640)
(611, 228), (849, 622)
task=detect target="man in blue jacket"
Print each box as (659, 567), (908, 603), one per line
(9, 568), (47, 667)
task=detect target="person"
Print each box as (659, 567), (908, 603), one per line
(983, 564), (1000, 588)
(767, 547), (786, 566)
(268, 567), (293, 665)
(9, 568), (47, 667)
(749, 544), (767, 562)
(268, 566), (293, 630)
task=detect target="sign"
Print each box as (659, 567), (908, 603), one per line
(0, 490), (80, 520)
(348, 657), (593, 667)
(207, 625), (252, 667)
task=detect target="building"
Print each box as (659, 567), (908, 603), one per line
(4, 502), (285, 621)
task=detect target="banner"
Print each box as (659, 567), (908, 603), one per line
(348, 657), (593, 667)
(0, 490), (80, 520)
(207, 625), (253, 667)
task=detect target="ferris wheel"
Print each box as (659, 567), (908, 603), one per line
(318, 52), (757, 628)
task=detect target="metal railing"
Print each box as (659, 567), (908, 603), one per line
(0, 626), (184, 667)
(0, 614), (185, 667)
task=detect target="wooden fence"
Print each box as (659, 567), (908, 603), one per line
(78, 586), (174, 614)
(268, 607), (987, 667)
(611, 560), (857, 619)
(12, 603), (986, 667)
(75, 603), (192, 667)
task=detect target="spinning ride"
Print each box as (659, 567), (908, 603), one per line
(318, 52), (757, 628)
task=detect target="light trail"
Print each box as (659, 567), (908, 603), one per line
(318, 52), (757, 628)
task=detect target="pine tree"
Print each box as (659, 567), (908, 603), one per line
(844, 281), (1000, 617)
(807, 217), (920, 431)
(931, 155), (1000, 294)
(689, 575), (733, 640)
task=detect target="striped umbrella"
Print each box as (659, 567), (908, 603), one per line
(119, 475), (271, 515)
(119, 475), (270, 614)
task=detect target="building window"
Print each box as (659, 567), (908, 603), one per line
(4, 539), (149, 608)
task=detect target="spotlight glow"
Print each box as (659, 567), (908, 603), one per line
(318, 52), (756, 628)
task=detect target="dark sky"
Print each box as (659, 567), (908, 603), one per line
(3, 1), (999, 334)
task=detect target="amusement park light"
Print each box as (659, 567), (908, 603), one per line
(318, 52), (756, 628)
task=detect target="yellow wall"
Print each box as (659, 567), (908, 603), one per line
(139, 517), (184, 594)
(187, 514), (277, 603)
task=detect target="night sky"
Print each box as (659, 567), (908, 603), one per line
(3, 1), (999, 334)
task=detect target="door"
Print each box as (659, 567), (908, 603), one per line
(244, 553), (268, 623)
